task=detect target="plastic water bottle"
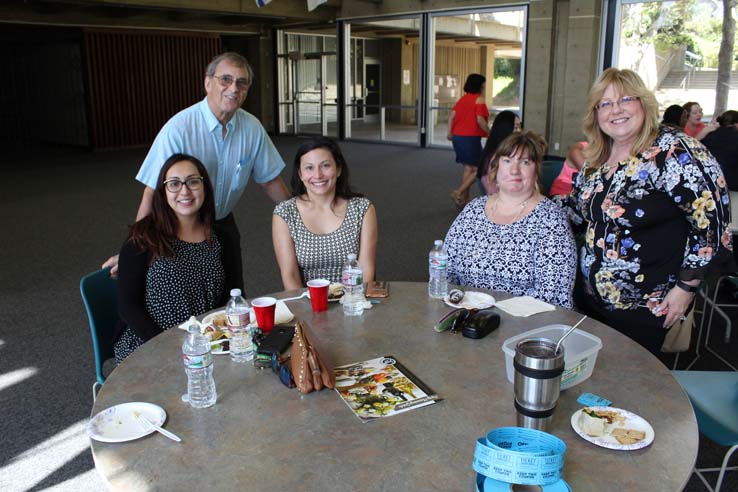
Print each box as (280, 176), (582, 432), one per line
(226, 288), (253, 363)
(342, 253), (365, 316)
(428, 239), (448, 299)
(182, 324), (217, 408)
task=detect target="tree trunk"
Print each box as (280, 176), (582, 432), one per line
(715, 0), (736, 116)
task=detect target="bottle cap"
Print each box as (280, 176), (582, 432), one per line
(230, 288), (241, 297)
(347, 253), (357, 261)
(434, 239), (443, 247)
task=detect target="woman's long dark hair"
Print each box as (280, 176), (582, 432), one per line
(128, 153), (216, 259)
(717, 110), (738, 126)
(478, 111), (519, 177)
(290, 137), (363, 201)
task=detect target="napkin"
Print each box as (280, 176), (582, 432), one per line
(494, 296), (555, 317)
(250, 300), (295, 325)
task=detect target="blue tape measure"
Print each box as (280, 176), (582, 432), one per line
(472, 427), (568, 486)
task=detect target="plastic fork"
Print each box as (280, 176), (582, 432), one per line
(133, 411), (181, 442)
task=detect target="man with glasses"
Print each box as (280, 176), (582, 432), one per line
(104, 52), (290, 290)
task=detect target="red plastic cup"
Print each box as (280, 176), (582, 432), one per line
(307, 279), (330, 312)
(251, 297), (277, 333)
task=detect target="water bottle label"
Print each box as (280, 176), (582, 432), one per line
(342, 271), (363, 286)
(429, 257), (447, 270)
(184, 352), (212, 369)
(227, 312), (250, 329)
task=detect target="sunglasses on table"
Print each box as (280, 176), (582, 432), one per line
(272, 353), (295, 388)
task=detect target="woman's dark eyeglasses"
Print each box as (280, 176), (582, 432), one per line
(211, 74), (250, 90)
(272, 353), (295, 388)
(163, 176), (204, 193)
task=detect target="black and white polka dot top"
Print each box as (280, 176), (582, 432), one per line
(144, 237), (225, 330)
(274, 196), (371, 284)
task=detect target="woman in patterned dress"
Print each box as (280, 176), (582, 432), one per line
(113, 154), (227, 362)
(444, 131), (577, 308)
(569, 68), (732, 356)
(272, 137), (377, 290)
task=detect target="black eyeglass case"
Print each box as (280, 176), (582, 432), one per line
(460, 309), (500, 339)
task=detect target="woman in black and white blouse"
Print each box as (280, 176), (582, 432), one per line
(444, 131), (577, 308)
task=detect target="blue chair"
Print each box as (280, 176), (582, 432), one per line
(80, 268), (118, 400)
(672, 370), (738, 491)
(540, 160), (564, 196)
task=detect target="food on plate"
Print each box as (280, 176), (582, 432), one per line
(203, 325), (231, 341)
(448, 289), (465, 304)
(329, 283), (345, 299)
(210, 313), (227, 329)
(579, 408), (606, 437)
(610, 428), (646, 445)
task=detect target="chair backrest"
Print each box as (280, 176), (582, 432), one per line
(80, 268), (118, 385)
(539, 160), (565, 196)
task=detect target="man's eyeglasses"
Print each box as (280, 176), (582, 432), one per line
(211, 74), (250, 90)
(272, 353), (295, 388)
(162, 176), (204, 193)
(595, 96), (640, 113)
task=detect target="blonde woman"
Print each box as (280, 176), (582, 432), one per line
(569, 68), (732, 357)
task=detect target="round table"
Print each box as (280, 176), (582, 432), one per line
(90, 282), (697, 491)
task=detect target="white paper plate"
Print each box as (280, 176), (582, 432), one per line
(306, 283), (344, 302)
(443, 291), (496, 310)
(87, 402), (167, 443)
(571, 406), (655, 451)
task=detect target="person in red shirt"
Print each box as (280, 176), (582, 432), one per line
(447, 74), (489, 207)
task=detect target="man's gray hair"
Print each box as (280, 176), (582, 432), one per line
(205, 52), (254, 87)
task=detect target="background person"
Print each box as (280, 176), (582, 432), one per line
(682, 101), (717, 140)
(272, 137), (377, 290)
(114, 154), (227, 362)
(447, 74), (489, 207)
(569, 68), (732, 358)
(478, 110), (520, 195)
(661, 104), (687, 130)
(702, 110), (738, 192)
(549, 141), (587, 197)
(444, 131), (576, 308)
(103, 52), (291, 289)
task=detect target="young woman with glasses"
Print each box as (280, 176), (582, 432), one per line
(113, 154), (230, 362)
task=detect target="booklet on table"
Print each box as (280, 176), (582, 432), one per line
(334, 355), (441, 422)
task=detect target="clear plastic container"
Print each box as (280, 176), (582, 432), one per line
(502, 324), (603, 390)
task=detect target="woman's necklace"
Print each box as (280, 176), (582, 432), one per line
(490, 192), (535, 223)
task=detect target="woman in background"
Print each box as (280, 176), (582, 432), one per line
(478, 110), (520, 195)
(273, 137), (377, 290)
(702, 110), (738, 192)
(115, 154), (226, 362)
(447, 73), (489, 206)
(682, 101), (716, 140)
(445, 131), (576, 308)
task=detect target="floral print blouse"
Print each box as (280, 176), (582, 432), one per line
(568, 126), (732, 312)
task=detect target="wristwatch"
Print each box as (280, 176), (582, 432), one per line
(676, 280), (699, 293)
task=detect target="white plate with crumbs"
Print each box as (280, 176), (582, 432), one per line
(87, 402), (167, 443)
(443, 291), (495, 310)
(571, 406), (654, 451)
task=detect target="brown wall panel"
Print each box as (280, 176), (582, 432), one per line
(83, 29), (220, 150)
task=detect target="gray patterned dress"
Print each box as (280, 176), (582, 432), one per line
(274, 196), (371, 283)
(444, 196), (576, 308)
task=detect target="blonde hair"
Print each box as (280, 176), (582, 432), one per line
(487, 130), (548, 192)
(582, 68), (659, 170)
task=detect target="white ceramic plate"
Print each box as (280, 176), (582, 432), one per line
(571, 406), (655, 451)
(87, 402), (167, 443)
(306, 283), (344, 302)
(443, 291), (496, 310)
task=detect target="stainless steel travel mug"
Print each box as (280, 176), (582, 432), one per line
(513, 337), (565, 431)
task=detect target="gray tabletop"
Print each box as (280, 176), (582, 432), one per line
(90, 282), (697, 491)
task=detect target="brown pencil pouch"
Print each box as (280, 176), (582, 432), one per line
(291, 321), (335, 393)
